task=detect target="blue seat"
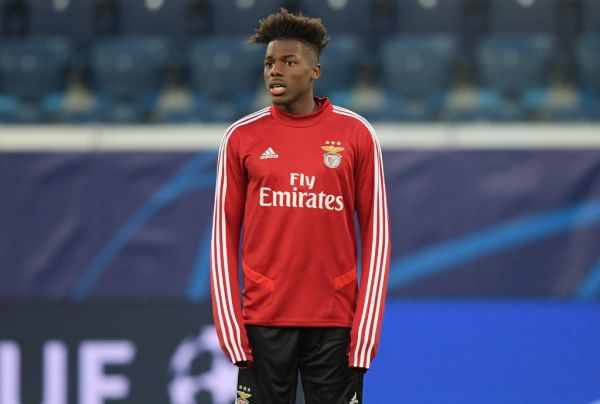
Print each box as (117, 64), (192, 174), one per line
(0, 37), (72, 122)
(575, 31), (600, 95)
(1, 0), (28, 36)
(489, 0), (559, 34)
(477, 34), (556, 95)
(114, 0), (188, 42)
(184, 0), (214, 37)
(576, 33), (600, 93)
(573, 33), (600, 120)
(545, 105), (600, 122)
(314, 35), (362, 107)
(114, 0), (193, 66)
(396, 0), (464, 34)
(581, 0), (600, 33)
(474, 33), (556, 120)
(25, 0), (94, 50)
(377, 34), (459, 120)
(88, 37), (169, 123)
(208, 0), (284, 35)
(298, 0), (371, 36)
(186, 36), (263, 122)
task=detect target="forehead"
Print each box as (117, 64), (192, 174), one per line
(265, 39), (312, 59)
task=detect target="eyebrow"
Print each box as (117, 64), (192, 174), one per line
(264, 54), (299, 60)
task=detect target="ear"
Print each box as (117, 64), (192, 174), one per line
(312, 64), (321, 80)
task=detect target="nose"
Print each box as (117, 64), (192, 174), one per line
(270, 61), (283, 76)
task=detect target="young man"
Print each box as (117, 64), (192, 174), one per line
(210, 8), (390, 404)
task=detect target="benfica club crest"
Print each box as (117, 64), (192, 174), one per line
(321, 141), (344, 169)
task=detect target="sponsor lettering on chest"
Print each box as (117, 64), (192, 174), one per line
(259, 172), (344, 211)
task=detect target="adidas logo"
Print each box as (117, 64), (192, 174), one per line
(260, 147), (279, 159)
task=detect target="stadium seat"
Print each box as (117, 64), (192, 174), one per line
(474, 33), (557, 120)
(93, 0), (119, 37)
(87, 37), (169, 123)
(25, 0), (94, 50)
(208, 0), (284, 35)
(573, 33), (600, 121)
(376, 34), (459, 120)
(477, 34), (556, 95)
(314, 35), (362, 107)
(489, 0), (559, 34)
(545, 106), (600, 122)
(115, 0), (186, 37)
(1, 0), (28, 37)
(581, 0), (600, 33)
(185, 36), (263, 122)
(113, 0), (197, 67)
(396, 0), (464, 35)
(185, 0), (214, 37)
(575, 34), (600, 94)
(113, 0), (196, 45)
(298, 0), (371, 36)
(0, 37), (72, 122)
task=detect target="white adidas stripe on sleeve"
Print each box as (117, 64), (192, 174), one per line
(332, 106), (390, 369)
(211, 108), (270, 363)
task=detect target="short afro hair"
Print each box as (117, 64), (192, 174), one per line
(248, 8), (329, 58)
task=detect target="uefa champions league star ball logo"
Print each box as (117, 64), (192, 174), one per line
(321, 141), (344, 169)
(168, 325), (237, 404)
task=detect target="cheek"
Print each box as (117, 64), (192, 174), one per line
(292, 69), (314, 85)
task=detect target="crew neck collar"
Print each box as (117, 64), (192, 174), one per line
(269, 97), (332, 128)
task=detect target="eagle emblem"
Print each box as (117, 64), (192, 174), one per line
(236, 386), (252, 404)
(236, 391), (251, 404)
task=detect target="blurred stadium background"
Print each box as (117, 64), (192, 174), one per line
(1, 0), (600, 403)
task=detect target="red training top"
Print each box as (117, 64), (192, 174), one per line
(210, 98), (391, 370)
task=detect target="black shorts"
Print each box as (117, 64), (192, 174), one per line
(236, 326), (363, 404)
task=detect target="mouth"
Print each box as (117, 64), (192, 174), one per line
(269, 82), (286, 96)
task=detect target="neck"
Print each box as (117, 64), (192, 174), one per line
(275, 94), (317, 116)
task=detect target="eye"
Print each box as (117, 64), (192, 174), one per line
(285, 60), (295, 66)
(264, 61), (273, 68)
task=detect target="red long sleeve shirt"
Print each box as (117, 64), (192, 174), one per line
(210, 98), (390, 370)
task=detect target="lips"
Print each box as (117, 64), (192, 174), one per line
(269, 81), (286, 96)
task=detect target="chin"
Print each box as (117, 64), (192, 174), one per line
(270, 96), (289, 106)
